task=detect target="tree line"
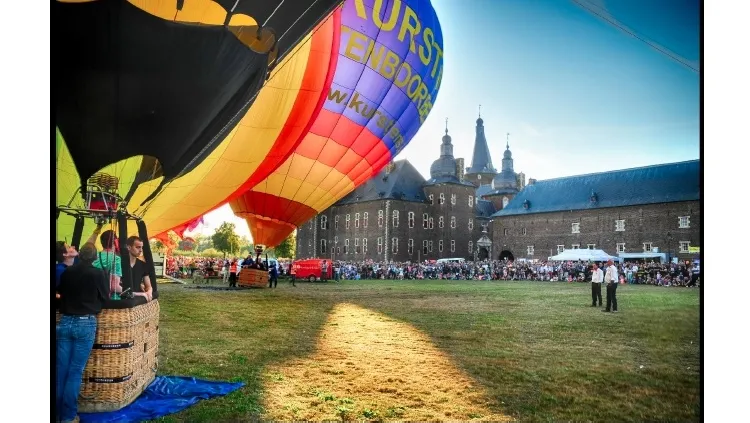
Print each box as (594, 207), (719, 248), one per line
(149, 222), (296, 259)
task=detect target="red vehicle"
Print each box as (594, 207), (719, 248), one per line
(291, 259), (332, 282)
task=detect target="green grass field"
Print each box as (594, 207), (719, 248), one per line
(152, 279), (700, 422)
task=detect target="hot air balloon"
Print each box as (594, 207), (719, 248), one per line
(56, 5), (341, 245)
(230, 0), (445, 247)
(55, 0), (343, 194)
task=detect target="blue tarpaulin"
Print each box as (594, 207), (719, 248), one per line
(79, 376), (244, 423)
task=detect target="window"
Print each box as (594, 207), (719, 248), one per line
(344, 239), (350, 254)
(355, 238), (360, 254)
(502, 196), (509, 208)
(423, 213), (429, 229)
(451, 240), (455, 252)
(337, 246), (341, 254)
(571, 222), (580, 233)
(587, 244), (596, 250)
(321, 239), (327, 254)
(363, 212), (369, 228)
(643, 242), (653, 252)
(680, 241), (690, 253)
(308, 239), (311, 247)
(679, 216), (690, 228)
(522, 227), (527, 236)
(439, 216), (444, 228)
(439, 240), (444, 252)
(429, 217), (434, 229)
(355, 212), (360, 228)
(404, 211), (413, 228)
(392, 237), (398, 253)
(468, 241), (474, 253)
(468, 218), (474, 230)
(378, 210), (383, 227)
(439, 193), (445, 204)
(503, 228), (509, 236)
(422, 240), (428, 254)
(408, 239), (414, 254)
(468, 196), (474, 206)
(429, 194), (434, 205)
(571, 244), (580, 249)
(451, 193), (456, 205)
(450, 216), (456, 228)
(527, 245), (535, 255)
(616, 243), (626, 253)
(377, 237), (383, 254)
(392, 210), (399, 227)
(363, 238), (368, 253)
(321, 216), (327, 229)
(335, 215), (339, 230)
(557, 245), (565, 254)
(346, 214), (350, 229)
(615, 219), (625, 231)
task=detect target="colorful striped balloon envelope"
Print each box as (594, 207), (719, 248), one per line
(56, 4), (341, 244)
(231, 0), (445, 247)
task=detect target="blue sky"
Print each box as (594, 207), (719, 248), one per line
(400, 0), (700, 181)
(200, 0), (701, 239)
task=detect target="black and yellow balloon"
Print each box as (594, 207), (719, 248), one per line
(54, 0), (344, 243)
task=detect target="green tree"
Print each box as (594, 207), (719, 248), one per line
(150, 239), (164, 252)
(274, 232), (296, 259)
(194, 234), (213, 252)
(212, 222), (241, 257)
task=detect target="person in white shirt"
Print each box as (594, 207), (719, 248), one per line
(603, 259), (619, 312)
(590, 263), (604, 307)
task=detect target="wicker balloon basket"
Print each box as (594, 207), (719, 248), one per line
(237, 268), (269, 288)
(56, 299), (160, 412)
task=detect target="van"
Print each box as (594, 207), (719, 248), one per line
(436, 258), (465, 264)
(291, 258), (333, 282)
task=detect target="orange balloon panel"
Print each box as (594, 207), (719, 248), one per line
(128, 9), (341, 238)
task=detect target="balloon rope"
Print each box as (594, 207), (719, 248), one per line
(134, 7), (340, 217)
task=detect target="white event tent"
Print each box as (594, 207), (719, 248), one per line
(548, 248), (618, 262)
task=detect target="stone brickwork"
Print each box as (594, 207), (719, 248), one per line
(491, 200), (701, 261)
(296, 182), (484, 262)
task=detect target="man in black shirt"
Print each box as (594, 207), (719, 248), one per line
(56, 243), (109, 423)
(126, 236), (153, 301)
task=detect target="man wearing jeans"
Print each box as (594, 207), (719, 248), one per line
(602, 259), (619, 313)
(56, 244), (110, 423)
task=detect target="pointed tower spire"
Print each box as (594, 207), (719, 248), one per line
(445, 117), (449, 134)
(466, 108), (496, 176)
(506, 132), (510, 150)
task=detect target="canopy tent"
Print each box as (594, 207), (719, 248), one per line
(548, 248), (618, 262)
(617, 252), (668, 263)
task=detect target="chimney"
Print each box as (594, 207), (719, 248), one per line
(528, 178), (537, 185)
(456, 158), (465, 181)
(517, 171), (526, 189)
(385, 161), (395, 174)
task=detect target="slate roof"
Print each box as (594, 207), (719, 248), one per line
(336, 160), (427, 205)
(475, 199), (497, 218)
(475, 184), (494, 198)
(492, 160), (700, 217)
(466, 117), (497, 175)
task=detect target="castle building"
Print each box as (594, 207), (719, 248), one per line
(296, 113), (701, 263)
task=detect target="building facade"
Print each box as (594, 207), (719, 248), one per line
(296, 114), (701, 263)
(491, 160), (701, 261)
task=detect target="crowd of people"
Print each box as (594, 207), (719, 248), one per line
(327, 258), (700, 287)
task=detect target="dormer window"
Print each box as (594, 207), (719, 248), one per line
(523, 200), (530, 209)
(590, 191), (598, 203)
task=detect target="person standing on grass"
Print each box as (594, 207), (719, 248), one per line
(590, 263), (604, 307)
(603, 259), (619, 313)
(56, 243), (110, 423)
(269, 264), (278, 288)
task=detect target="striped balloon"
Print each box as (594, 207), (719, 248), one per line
(231, 0), (445, 247)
